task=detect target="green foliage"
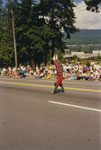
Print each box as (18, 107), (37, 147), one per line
(55, 49), (64, 60)
(0, 1), (14, 66)
(38, 0), (77, 59)
(0, 0), (77, 67)
(84, 0), (101, 12)
(0, 0), (3, 42)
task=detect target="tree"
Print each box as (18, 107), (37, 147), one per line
(0, 0), (2, 16)
(15, 0), (43, 66)
(0, 0), (19, 67)
(0, 8), (14, 66)
(84, 0), (101, 12)
(0, 0), (3, 66)
(38, 0), (77, 61)
(0, 0), (78, 67)
(0, 0), (3, 42)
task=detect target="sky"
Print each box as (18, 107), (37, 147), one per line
(74, 0), (101, 29)
(2, 0), (101, 29)
(75, 0), (82, 3)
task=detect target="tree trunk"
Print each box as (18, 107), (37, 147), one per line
(31, 58), (34, 69)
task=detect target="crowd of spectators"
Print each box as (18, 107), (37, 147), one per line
(0, 60), (101, 81)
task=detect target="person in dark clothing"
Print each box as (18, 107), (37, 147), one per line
(19, 69), (26, 78)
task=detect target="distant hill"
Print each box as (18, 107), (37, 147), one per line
(63, 29), (101, 45)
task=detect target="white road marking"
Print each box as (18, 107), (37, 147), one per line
(49, 101), (101, 112)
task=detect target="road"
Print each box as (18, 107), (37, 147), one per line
(0, 77), (101, 150)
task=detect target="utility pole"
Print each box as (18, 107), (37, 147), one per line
(11, 9), (18, 70)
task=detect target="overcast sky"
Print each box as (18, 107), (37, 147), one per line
(74, 1), (101, 29)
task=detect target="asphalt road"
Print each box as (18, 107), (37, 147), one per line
(0, 77), (101, 150)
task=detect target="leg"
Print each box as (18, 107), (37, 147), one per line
(60, 84), (64, 93)
(53, 85), (58, 94)
(51, 82), (58, 94)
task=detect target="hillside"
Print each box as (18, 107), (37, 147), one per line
(63, 29), (101, 45)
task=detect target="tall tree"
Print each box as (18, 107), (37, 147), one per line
(0, 0), (3, 41)
(38, 0), (77, 60)
(0, 8), (14, 66)
(16, 0), (38, 66)
(0, 0), (2, 15)
(0, 0), (3, 66)
(0, 0), (78, 67)
(15, 0), (47, 66)
(0, 0), (19, 67)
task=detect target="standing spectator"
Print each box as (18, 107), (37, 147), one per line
(79, 63), (83, 73)
(91, 61), (95, 70)
(74, 63), (79, 72)
(2, 67), (7, 76)
(86, 61), (90, 70)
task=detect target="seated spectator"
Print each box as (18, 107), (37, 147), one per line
(77, 73), (81, 80)
(71, 71), (77, 80)
(79, 63), (83, 73)
(2, 67), (7, 76)
(64, 71), (71, 80)
(38, 71), (44, 78)
(88, 72), (94, 81)
(19, 69), (26, 78)
(83, 72), (89, 80)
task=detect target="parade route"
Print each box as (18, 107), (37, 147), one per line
(0, 78), (101, 150)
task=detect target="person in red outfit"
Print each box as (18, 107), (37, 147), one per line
(51, 55), (64, 94)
